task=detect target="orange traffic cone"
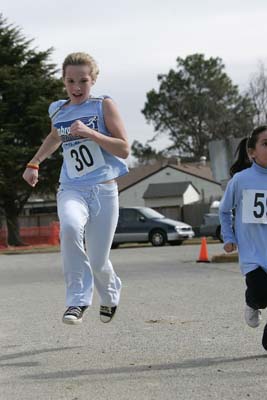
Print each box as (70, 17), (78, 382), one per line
(197, 237), (210, 263)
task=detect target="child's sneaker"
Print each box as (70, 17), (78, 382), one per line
(62, 306), (88, 325)
(100, 305), (117, 323)
(245, 305), (261, 328)
(262, 324), (267, 350)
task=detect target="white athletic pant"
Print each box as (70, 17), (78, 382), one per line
(57, 182), (121, 307)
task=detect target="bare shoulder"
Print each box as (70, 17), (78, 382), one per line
(102, 97), (127, 139)
(102, 97), (120, 115)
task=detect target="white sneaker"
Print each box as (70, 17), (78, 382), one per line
(245, 305), (262, 328)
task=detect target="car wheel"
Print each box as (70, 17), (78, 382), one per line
(150, 230), (166, 246)
(216, 225), (223, 243)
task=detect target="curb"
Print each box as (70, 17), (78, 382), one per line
(0, 245), (60, 255)
(211, 252), (238, 263)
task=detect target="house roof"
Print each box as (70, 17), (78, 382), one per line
(117, 160), (220, 193)
(143, 181), (198, 199)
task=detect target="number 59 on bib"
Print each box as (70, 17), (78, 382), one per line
(242, 189), (267, 224)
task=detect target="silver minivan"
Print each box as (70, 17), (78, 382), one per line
(112, 207), (195, 248)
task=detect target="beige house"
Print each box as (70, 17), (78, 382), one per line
(143, 181), (200, 220)
(117, 160), (223, 226)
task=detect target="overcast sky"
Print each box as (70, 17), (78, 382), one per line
(2, 0), (267, 160)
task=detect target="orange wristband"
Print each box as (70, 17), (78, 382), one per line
(26, 163), (39, 170)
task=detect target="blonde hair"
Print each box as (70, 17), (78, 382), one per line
(62, 52), (99, 82)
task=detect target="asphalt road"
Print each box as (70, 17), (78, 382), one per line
(0, 243), (267, 400)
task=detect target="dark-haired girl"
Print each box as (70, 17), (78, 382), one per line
(219, 125), (267, 350)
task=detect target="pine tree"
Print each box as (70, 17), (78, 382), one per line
(0, 15), (64, 245)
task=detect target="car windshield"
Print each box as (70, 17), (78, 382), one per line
(140, 208), (165, 219)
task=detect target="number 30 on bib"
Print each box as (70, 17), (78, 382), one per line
(64, 140), (105, 178)
(242, 189), (267, 224)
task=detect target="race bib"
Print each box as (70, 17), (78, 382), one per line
(63, 139), (105, 178)
(242, 189), (267, 224)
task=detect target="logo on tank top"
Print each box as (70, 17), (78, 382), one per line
(55, 116), (99, 142)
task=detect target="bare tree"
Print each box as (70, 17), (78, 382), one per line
(249, 62), (267, 125)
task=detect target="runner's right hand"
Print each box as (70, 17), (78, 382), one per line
(22, 168), (39, 187)
(224, 243), (237, 253)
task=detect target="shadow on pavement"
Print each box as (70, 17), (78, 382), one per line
(0, 346), (82, 363)
(21, 353), (267, 380)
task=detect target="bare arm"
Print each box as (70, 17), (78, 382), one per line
(69, 98), (130, 159)
(23, 125), (61, 187)
(29, 126), (61, 164)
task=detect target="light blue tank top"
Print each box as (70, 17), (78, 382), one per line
(48, 96), (128, 187)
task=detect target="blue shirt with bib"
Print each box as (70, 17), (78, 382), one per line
(219, 162), (267, 275)
(48, 96), (128, 187)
